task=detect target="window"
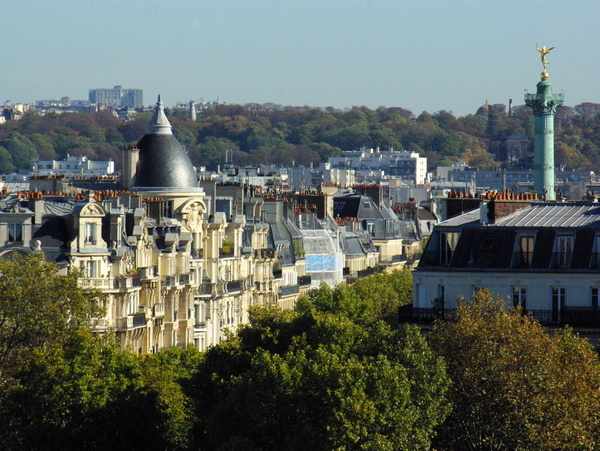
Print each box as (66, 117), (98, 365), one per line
(437, 284), (445, 302)
(555, 236), (573, 268)
(594, 236), (600, 269)
(591, 287), (599, 309)
(481, 237), (494, 250)
(86, 260), (98, 278)
(163, 201), (174, 219)
(440, 232), (459, 265)
(84, 223), (96, 244)
(195, 303), (205, 326)
(512, 286), (527, 310)
(366, 223), (374, 236)
(519, 236), (534, 267)
(7, 223), (22, 243)
(551, 287), (566, 322)
(435, 284), (446, 309)
(415, 284), (426, 308)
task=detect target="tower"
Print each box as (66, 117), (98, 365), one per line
(525, 45), (564, 201)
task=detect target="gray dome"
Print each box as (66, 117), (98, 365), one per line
(134, 96), (198, 189)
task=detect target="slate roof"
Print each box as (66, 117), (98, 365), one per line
(333, 192), (385, 220)
(439, 209), (481, 228)
(134, 96), (198, 189)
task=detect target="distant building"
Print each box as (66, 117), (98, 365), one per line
(328, 148), (428, 185)
(33, 155), (115, 178)
(33, 97), (96, 114)
(89, 85), (143, 108)
(174, 98), (220, 116)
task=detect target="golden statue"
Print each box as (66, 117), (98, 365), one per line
(536, 44), (555, 69)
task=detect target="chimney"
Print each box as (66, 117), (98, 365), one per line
(122, 144), (139, 189)
(483, 199), (532, 224)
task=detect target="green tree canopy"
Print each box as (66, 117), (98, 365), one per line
(0, 253), (104, 384)
(297, 268), (413, 326)
(0, 329), (202, 450)
(0, 146), (15, 173)
(188, 306), (449, 450)
(2, 133), (38, 169)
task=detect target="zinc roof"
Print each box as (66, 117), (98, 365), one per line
(494, 203), (600, 228)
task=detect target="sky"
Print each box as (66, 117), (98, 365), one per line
(3, 0), (600, 117)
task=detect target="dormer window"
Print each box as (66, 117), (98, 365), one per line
(440, 232), (459, 265)
(554, 235), (573, 268)
(7, 223), (22, 243)
(512, 235), (535, 268)
(481, 237), (494, 250)
(85, 223), (96, 245)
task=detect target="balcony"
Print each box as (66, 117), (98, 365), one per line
(226, 280), (243, 292)
(163, 275), (185, 289)
(400, 306), (600, 329)
(138, 305), (152, 319)
(153, 303), (165, 317)
(92, 318), (110, 330)
(379, 254), (406, 265)
(116, 312), (147, 330)
(79, 277), (112, 289)
(399, 306), (456, 324)
(113, 277), (133, 289)
(298, 274), (312, 286)
(357, 266), (382, 278)
(280, 284), (300, 296)
(198, 282), (214, 295)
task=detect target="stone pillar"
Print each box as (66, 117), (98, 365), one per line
(525, 77), (563, 201)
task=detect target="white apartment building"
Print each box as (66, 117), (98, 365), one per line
(33, 155), (115, 178)
(328, 148), (428, 185)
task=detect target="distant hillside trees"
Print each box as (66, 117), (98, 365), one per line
(2, 101), (600, 172)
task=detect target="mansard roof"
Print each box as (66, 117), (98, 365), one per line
(420, 201), (600, 272)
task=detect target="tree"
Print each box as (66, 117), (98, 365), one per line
(0, 146), (15, 173)
(29, 133), (57, 160)
(188, 306), (449, 450)
(0, 329), (140, 450)
(296, 268), (412, 326)
(574, 102), (600, 124)
(428, 289), (600, 450)
(0, 330), (203, 450)
(197, 136), (239, 170)
(348, 268), (413, 324)
(0, 253), (104, 384)
(2, 132), (38, 169)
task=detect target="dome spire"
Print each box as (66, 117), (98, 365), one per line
(147, 94), (172, 135)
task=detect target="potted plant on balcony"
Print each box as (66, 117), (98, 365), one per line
(221, 239), (234, 256)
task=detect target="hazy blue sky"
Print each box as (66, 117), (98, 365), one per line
(3, 1), (599, 116)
